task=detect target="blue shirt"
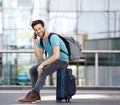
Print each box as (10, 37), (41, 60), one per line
(38, 34), (69, 62)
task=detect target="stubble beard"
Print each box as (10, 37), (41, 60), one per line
(42, 30), (45, 38)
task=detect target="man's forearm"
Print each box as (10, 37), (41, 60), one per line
(34, 43), (43, 60)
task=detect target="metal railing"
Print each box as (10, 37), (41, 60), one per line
(0, 50), (120, 86)
(83, 50), (120, 86)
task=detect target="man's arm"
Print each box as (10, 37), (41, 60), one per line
(32, 35), (44, 60)
(34, 44), (44, 60)
(37, 45), (60, 74)
(41, 45), (60, 65)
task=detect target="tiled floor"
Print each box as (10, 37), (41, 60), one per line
(0, 89), (120, 105)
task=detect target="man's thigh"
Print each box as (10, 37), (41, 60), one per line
(42, 60), (68, 75)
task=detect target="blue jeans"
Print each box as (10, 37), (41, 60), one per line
(29, 60), (68, 94)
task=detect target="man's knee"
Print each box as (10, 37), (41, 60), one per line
(29, 65), (37, 74)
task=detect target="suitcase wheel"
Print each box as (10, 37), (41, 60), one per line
(65, 98), (70, 103)
(56, 98), (70, 103)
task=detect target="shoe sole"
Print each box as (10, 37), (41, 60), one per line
(19, 100), (40, 104)
(32, 100), (41, 104)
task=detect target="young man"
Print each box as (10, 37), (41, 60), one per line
(18, 19), (69, 103)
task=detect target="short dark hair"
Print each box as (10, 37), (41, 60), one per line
(31, 19), (44, 29)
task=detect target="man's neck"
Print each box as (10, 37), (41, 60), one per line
(43, 32), (49, 41)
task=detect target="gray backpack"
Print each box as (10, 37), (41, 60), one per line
(40, 33), (82, 61)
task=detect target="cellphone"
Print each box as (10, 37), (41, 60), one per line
(34, 32), (37, 39)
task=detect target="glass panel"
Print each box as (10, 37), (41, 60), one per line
(2, 53), (37, 85)
(49, 12), (76, 34)
(2, 0), (49, 85)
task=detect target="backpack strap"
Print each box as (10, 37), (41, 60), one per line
(40, 33), (53, 58)
(48, 33), (69, 56)
(40, 32), (69, 59)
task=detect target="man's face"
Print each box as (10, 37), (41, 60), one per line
(33, 24), (45, 38)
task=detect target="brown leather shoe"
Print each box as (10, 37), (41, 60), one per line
(18, 91), (41, 103)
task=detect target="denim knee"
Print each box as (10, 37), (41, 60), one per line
(29, 66), (34, 74)
(29, 65), (38, 75)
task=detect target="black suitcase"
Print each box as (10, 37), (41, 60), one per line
(56, 68), (76, 102)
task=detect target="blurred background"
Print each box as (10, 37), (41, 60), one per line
(0, 0), (120, 87)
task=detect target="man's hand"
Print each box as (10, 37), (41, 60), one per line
(37, 65), (44, 74)
(32, 34), (38, 45)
